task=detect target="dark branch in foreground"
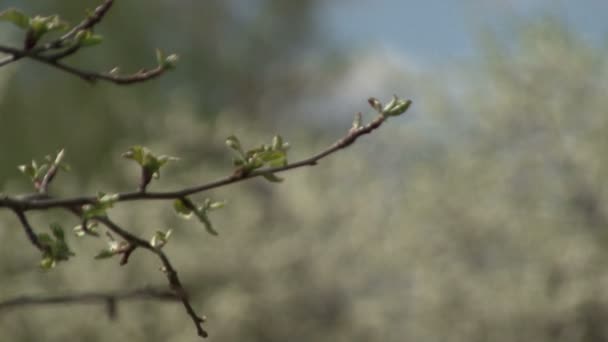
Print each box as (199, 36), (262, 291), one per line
(0, 286), (178, 319)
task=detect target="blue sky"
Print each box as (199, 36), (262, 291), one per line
(320, 1), (608, 64)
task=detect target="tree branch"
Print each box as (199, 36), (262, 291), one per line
(0, 286), (178, 321)
(0, 43), (168, 84)
(0, 286), (177, 311)
(93, 216), (208, 338)
(0, 96), (411, 339)
(0, 0), (168, 84)
(0, 111), (400, 211)
(12, 209), (47, 252)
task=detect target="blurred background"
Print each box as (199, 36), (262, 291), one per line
(1, 0), (607, 341)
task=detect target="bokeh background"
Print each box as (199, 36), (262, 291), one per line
(1, 1), (608, 341)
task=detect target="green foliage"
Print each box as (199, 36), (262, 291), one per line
(226, 134), (289, 181)
(81, 192), (119, 220)
(368, 95), (412, 117)
(75, 30), (103, 47)
(38, 223), (74, 269)
(0, 8), (68, 49)
(72, 221), (100, 237)
(122, 146), (179, 178)
(17, 149), (69, 188)
(155, 49), (179, 70)
(27, 14), (68, 40)
(94, 238), (129, 260)
(150, 229), (173, 249)
(122, 146), (178, 190)
(174, 197), (226, 236)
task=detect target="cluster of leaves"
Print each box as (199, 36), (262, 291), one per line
(17, 149), (69, 191)
(122, 146), (179, 191)
(34, 145), (228, 265)
(226, 134), (290, 182)
(38, 224), (74, 269)
(174, 197), (226, 236)
(367, 95), (412, 120)
(93, 232), (132, 260)
(0, 5), (178, 83)
(0, 8), (69, 49)
(81, 192), (119, 220)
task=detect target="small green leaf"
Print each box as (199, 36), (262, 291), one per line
(40, 257), (56, 269)
(272, 135), (283, 150)
(81, 205), (107, 219)
(122, 146), (177, 181)
(163, 54), (179, 70)
(99, 193), (119, 205)
(368, 97), (383, 113)
(384, 98), (412, 117)
(37, 226), (74, 269)
(208, 200), (226, 210)
(173, 198), (194, 218)
(50, 223), (64, 241)
(76, 30), (103, 47)
(149, 154), (179, 179)
(226, 135), (244, 155)
(262, 173), (284, 183)
(0, 8), (30, 29)
(17, 164), (35, 179)
(150, 229), (173, 249)
(246, 156), (265, 170)
(174, 198), (222, 235)
(382, 95), (398, 113)
(122, 145), (147, 165)
(73, 222), (99, 237)
(94, 249), (115, 260)
(53, 149), (66, 166)
(82, 193), (119, 219)
(51, 240), (74, 261)
(37, 233), (53, 246)
(194, 209), (218, 236)
(28, 15), (68, 41)
(155, 48), (165, 66)
(259, 150), (287, 167)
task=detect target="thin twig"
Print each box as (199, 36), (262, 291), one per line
(0, 1), (165, 84)
(43, 0), (114, 50)
(12, 209), (46, 252)
(0, 286), (178, 311)
(94, 216), (208, 338)
(0, 114), (391, 211)
(0, 1), (113, 68)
